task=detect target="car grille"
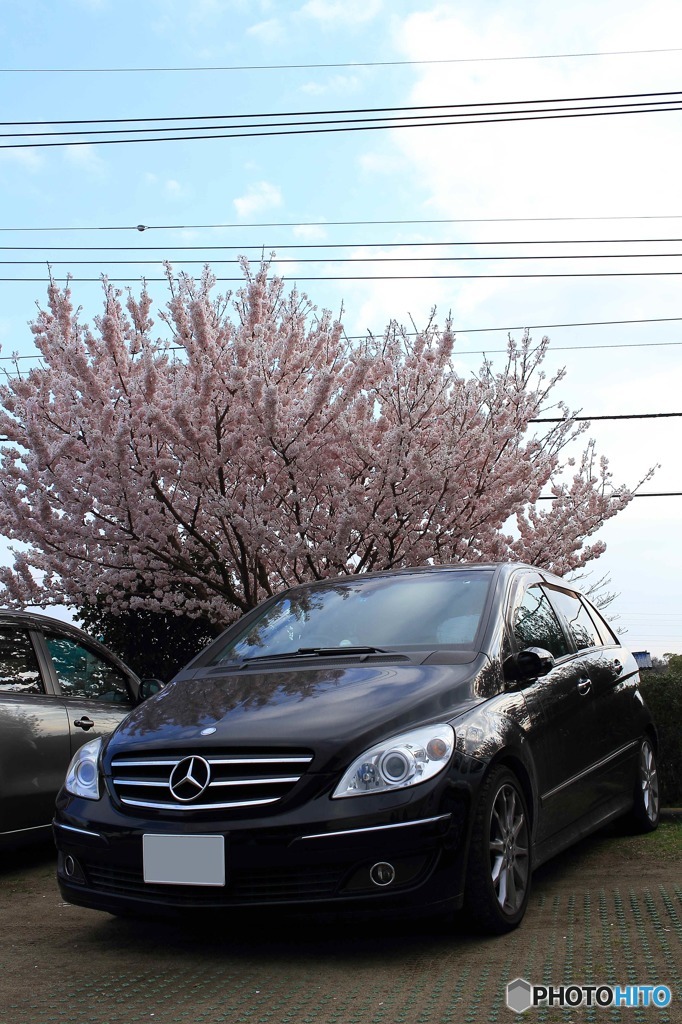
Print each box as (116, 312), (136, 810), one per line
(83, 862), (345, 903)
(109, 750), (314, 813)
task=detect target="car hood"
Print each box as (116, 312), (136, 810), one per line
(107, 655), (493, 772)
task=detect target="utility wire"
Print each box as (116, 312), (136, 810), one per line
(4, 271), (682, 281)
(3, 45), (682, 73)
(3, 339), (682, 365)
(537, 493), (682, 500)
(5, 252), (682, 265)
(3, 90), (681, 129)
(532, 413), (682, 422)
(3, 95), (682, 149)
(4, 237), (682, 250)
(4, 335), (682, 365)
(3, 215), (682, 232)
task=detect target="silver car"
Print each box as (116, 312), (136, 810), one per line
(0, 609), (149, 848)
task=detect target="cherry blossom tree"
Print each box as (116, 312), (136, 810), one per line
(0, 260), (646, 625)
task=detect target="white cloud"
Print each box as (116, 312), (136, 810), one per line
(165, 179), (188, 199)
(247, 17), (285, 44)
(63, 144), (106, 177)
(300, 74), (362, 96)
(298, 0), (382, 26)
(0, 148), (43, 172)
(292, 223), (328, 241)
(233, 181), (283, 218)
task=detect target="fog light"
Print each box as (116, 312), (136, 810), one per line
(60, 853), (85, 883)
(369, 861), (396, 887)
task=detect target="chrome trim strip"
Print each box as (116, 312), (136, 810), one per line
(208, 777), (301, 788)
(112, 759), (181, 767)
(53, 822), (103, 839)
(113, 779), (169, 787)
(297, 813), (452, 841)
(208, 757), (313, 765)
(120, 796), (280, 811)
(541, 739), (639, 802)
(112, 756), (312, 767)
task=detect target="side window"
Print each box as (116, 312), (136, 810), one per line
(0, 628), (44, 695)
(44, 634), (132, 704)
(584, 601), (618, 647)
(513, 586), (570, 660)
(547, 589), (602, 651)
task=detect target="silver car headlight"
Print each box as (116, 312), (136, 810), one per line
(65, 737), (102, 800)
(333, 724), (455, 798)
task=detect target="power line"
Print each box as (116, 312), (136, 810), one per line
(3, 215), (682, 233)
(4, 90), (681, 129)
(3, 94), (682, 150)
(538, 493), (682, 499)
(5, 236), (682, 251)
(3, 339), (682, 365)
(3, 45), (682, 73)
(5, 252), (682, 266)
(5, 333), (682, 367)
(3, 271), (682, 281)
(532, 413), (682, 422)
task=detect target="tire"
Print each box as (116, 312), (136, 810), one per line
(463, 766), (532, 934)
(628, 737), (660, 833)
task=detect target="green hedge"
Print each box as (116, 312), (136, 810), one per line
(639, 664), (682, 807)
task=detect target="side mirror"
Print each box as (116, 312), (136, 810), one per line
(504, 646), (555, 685)
(138, 678), (165, 702)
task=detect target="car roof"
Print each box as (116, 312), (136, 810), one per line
(281, 561), (570, 591)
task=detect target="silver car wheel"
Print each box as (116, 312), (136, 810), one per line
(640, 739), (659, 825)
(489, 782), (530, 915)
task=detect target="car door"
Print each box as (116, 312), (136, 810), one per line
(0, 624), (71, 835)
(544, 587), (640, 803)
(509, 580), (598, 843)
(39, 630), (136, 756)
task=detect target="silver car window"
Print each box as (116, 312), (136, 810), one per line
(0, 627), (44, 695)
(44, 633), (132, 704)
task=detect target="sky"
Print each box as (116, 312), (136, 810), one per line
(0, 0), (681, 656)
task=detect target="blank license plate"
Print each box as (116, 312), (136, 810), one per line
(143, 834), (225, 886)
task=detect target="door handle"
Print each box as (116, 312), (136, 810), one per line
(612, 659), (623, 675)
(74, 716), (95, 730)
(577, 677), (592, 695)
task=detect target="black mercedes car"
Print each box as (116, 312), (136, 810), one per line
(54, 563), (659, 932)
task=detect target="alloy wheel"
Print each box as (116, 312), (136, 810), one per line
(489, 782), (530, 915)
(640, 740), (660, 825)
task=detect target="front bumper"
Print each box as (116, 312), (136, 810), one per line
(54, 782), (473, 917)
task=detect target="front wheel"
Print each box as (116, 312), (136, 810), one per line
(463, 766), (532, 934)
(628, 737), (660, 833)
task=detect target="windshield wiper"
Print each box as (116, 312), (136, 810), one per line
(236, 645), (388, 664)
(297, 646), (386, 655)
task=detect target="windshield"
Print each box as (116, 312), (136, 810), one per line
(207, 570), (493, 665)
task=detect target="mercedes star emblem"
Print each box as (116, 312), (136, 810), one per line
(169, 755), (212, 802)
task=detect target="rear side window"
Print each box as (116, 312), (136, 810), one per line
(0, 627), (44, 695)
(547, 589), (603, 651)
(584, 601), (619, 646)
(45, 634), (132, 704)
(513, 586), (570, 660)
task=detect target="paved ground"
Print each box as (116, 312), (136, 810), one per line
(0, 819), (680, 1024)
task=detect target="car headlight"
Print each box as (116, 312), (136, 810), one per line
(333, 724), (455, 798)
(65, 737), (102, 800)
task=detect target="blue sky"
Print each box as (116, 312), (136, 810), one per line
(1, 0), (682, 654)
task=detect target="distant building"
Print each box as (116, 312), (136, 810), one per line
(633, 651), (653, 670)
